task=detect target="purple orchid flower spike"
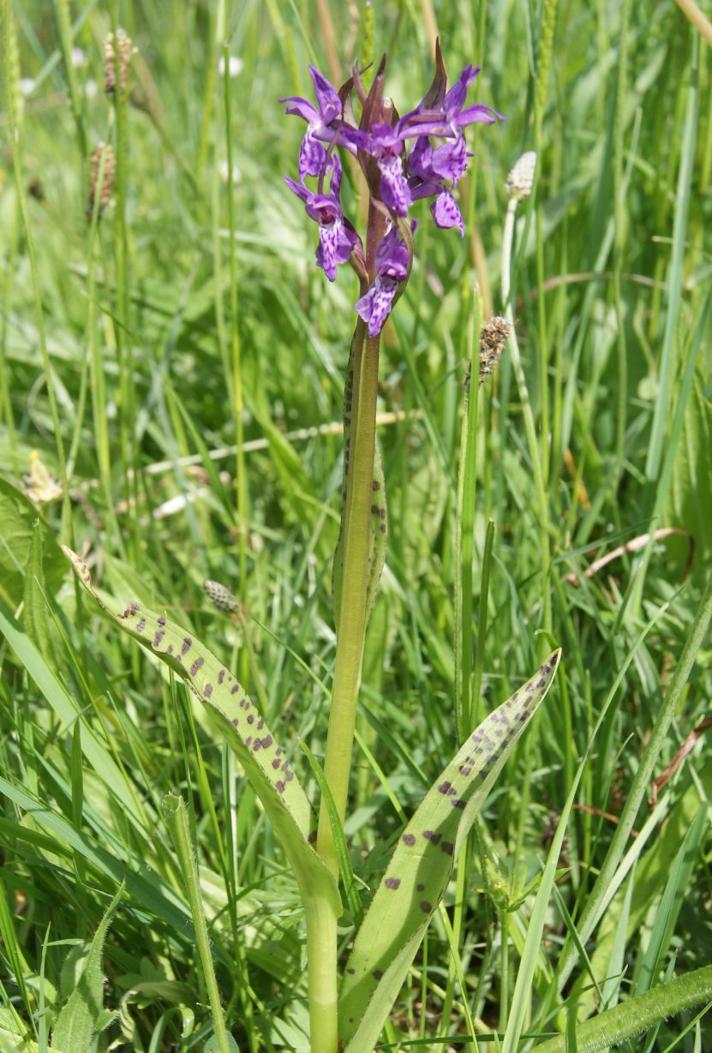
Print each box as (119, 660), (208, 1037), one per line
(285, 155), (362, 281)
(281, 66), (358, 179)
(355, 224), (413, 336)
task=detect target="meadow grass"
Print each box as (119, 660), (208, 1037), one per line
(1, 1), (711, 1051)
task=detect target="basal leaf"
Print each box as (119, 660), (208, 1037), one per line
(338, 650), (561, 1052)
(65, 549), (340, 918)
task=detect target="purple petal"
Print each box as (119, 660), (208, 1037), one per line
(375, 224), (410, 280)
(328, 151), (343, 200)
(444, 66), (480, 113)
(355, 277), (399, 336)
(455, 103), (502, 128)
(431, 192), (464, 235)
(309, 66), (342, 123)
(316, 217), (358, 281)
(284, 176), (310, 203)
(378, 155), (412, 216)
(431, 136), (468, 183)
(299, 132), (327, 179)
(281, 96), (319, 122)
(408, 136), (433, 180)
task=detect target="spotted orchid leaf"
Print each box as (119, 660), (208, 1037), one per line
(64, 548), (340, 918)
(338, 649), (561, 1052)
(332, 348), (387, 625)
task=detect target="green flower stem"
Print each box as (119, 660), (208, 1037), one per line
(317, 320), (381, 874)
(304, 890), (339, 1053)
(535, 965), (712, 1053)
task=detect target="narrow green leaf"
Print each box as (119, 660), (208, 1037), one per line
(65, 548), (340, 919)
(339, 650), (561, 1052)
(51, 886), (122, 1053)
(22, 520), (55, 665)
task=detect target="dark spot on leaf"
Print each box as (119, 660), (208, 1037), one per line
(420, 900), (432, 913)
(272, 759), (280, 769)
(218, 670), (225, 684)
(402, 833), (416, 846)
(204, 684), (213, 698)
(262, 736), (272, 749)
(157, 615), (166, 627)
(190, 657), (204, 676)
(417, 883), (425, 891)
(372, 969), (383, 979)
(153, 629), (165, 648)
(453, 798), (466, 810)
(423, 831), (441, 844)
(181, 637), (192, 655)
(276, 780), (285, 793)
(308, 830), (317, 844)
(384, 877), (401, 890)
(136, 618), (146, 632)
(247, 715), (254, 725)
(441, 842), (454, 856)
(438, 781), (453, 795)
(231, 685), (239, 694)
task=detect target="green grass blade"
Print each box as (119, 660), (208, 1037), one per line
(339, 650), (561, 1052)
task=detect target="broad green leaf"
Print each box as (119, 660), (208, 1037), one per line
(51, 886), (122, 1052)
(338, 650), (561, 1052)
(65, 548), (340, 919)
(0, 476), (64, 606)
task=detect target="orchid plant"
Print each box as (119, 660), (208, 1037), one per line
(68, 43), (560, 1053)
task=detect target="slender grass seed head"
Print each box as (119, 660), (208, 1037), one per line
(479, 316), (511, 384)
(505, 150), (537, 201)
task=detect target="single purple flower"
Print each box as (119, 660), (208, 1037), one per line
(281, 66), (357, 180)
(285, 155), (361, 281)
(359, 123), (412, 216)
(355, 225), (412, 336)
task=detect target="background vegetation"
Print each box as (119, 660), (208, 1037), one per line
(1, 0), (711, 1049)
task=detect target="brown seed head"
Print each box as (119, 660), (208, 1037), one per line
(479, 316), (511, 385)
(104, 27), (134, 96)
